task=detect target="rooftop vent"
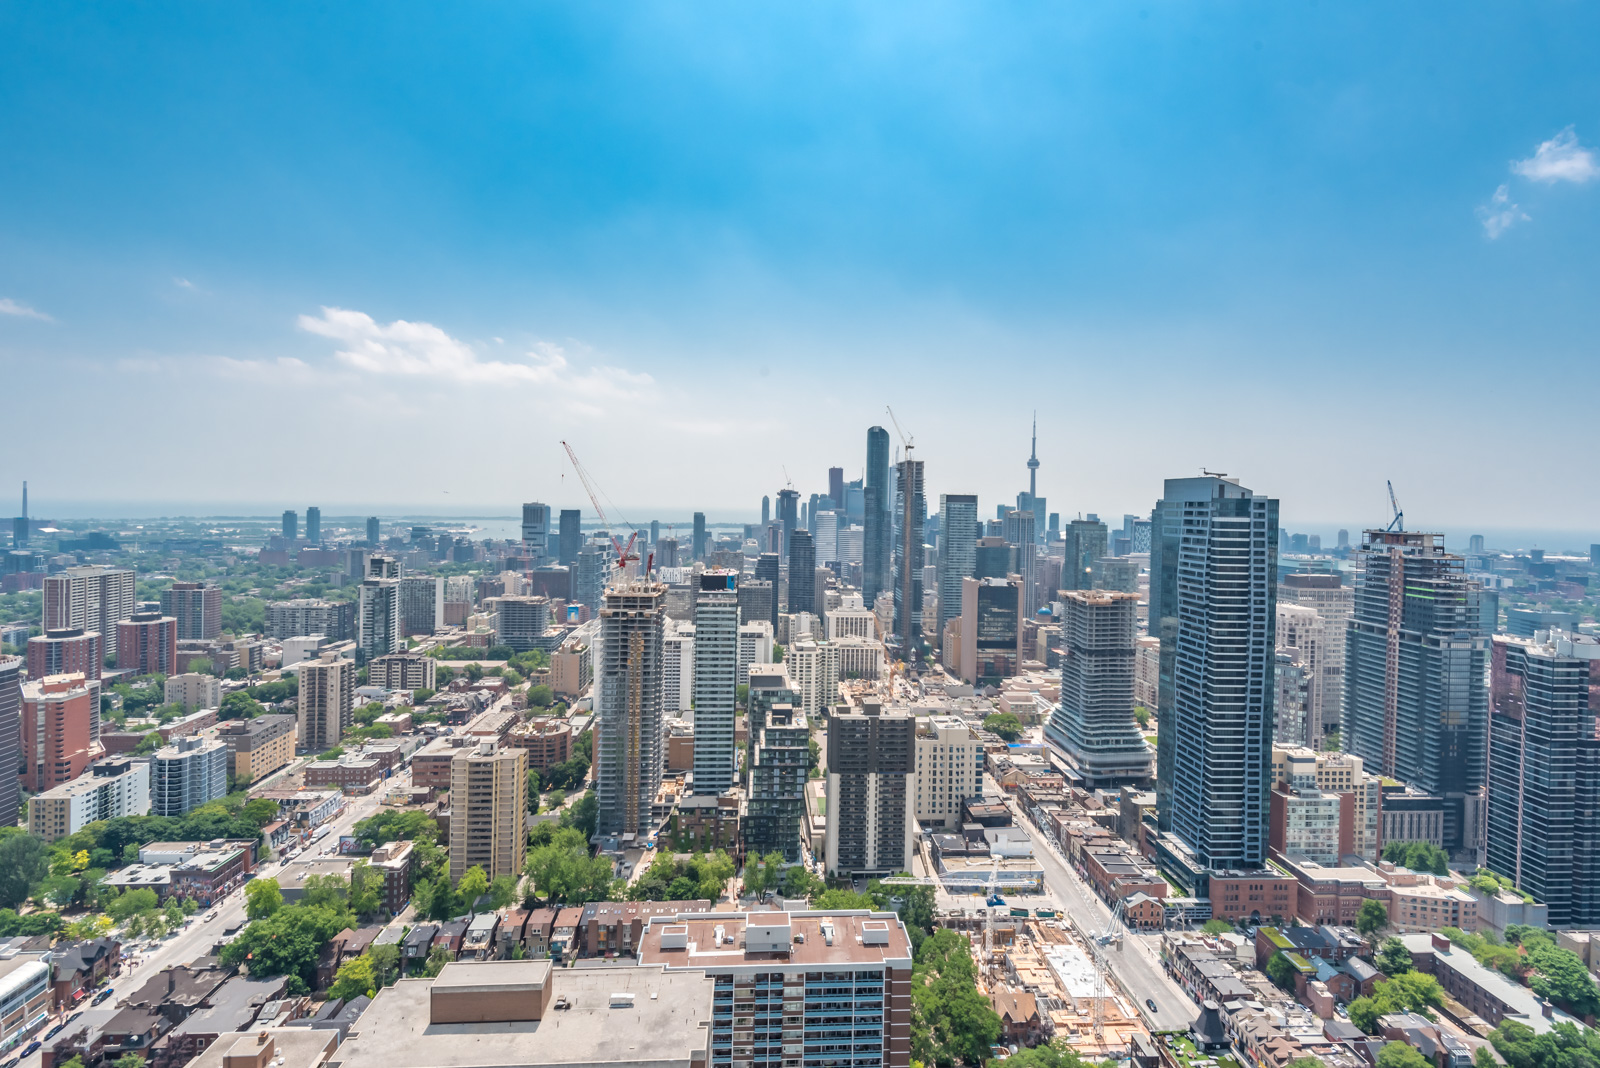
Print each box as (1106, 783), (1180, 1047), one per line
(610, 992), (636, 1008)
(862, 921), (890, 946)
(659, 925), (689, 950)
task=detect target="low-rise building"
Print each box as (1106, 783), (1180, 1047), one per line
(163, 673), (221, 712)
(31, 757), (150, 843)
(504, 718), (572, 771)
(303, 758), (383, 794)
(1401, 932), (1582, 1033)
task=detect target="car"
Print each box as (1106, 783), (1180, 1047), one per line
(1145, 999), (1158, 1013)
(66, 1012), (81, 1024)
(21, 1041), (41, 1057)
(44, 1024), (63, 1039)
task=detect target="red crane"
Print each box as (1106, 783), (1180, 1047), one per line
(561, 441), (648, 576)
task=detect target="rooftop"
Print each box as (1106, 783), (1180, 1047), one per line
(1401, 934), (1581, 1035)
(329, 961), (713, 1068)
(638, 910), (913, 969)
(187, 1028), (337, 1068)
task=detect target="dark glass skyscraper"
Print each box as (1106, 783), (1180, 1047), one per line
(755, 553), (781, 627)
(558, 509), (582, 565)
(1062, 518), (1108, 591)
(692, 512), (708, 561)
(937, 494), (978, 639)
(366, 516), (380, 546)
(788, 530), (816, 618)
(775, 490), (798, 562)
(305, 506), (322, 544)
(863, 426), (891, 605)
(1151, 476), (1278, 869)
(282, 510), (297, 542)
(892, 459), (925, 661)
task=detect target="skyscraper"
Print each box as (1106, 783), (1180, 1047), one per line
(151, 736), (228, 817)
(20, 673), (95, 792)
(1062, 518), (1108, 592)
(576, 540), (609, 613)
(162, 581), (222, 641)
(1487, 631), (1600, 927)
(1277, 573), (1353, 745)
(1003, 509), (1036, 615)
(958, 576), (1025, 686)
(521, 502), (551, 563)
(691, 571), (739, 797)
(828, 467), (844, 510)
(754, 553), (781, 628)
(788, 530), (816, 617)
(0, 657), (19, 827)
(761, 495), (770, 527)
(117, 611), (177, 676)
(44, 565), (135, 659)
(399, 575), (445, 636)
(11, 481), (26, 548)
(774, 490), (799, 563)
(596, 582), (667, 839)
(299, 657), (354, 751)
(1344, 529), (1489, 850)
(1046, 590), (1151, 786)
(937, 494), (978, 640)
(558, 508), (582, 565)
(892, 459), (925, 661)
(649, 519), (660, 549)
(366, 516), (381, 546)
(693, 512), (708, 562)
(1151, 475), (1279, 869)
(282, 510), (297, 543)
(863, 427), (891, 605)
(359, 555), (403, 658)
(746, 703), (809, 860)
(973, 536), (1013, 580)
(305, 506), (322, 544)
(826, 701), (914, 875)
(449, 741), (528, 882)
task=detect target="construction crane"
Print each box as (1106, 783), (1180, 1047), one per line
(884, 407), (919, 672)
(1085, 896), (1127, 1037)
(561, 441), (647, 576)
(1386, 480), (1405, 532)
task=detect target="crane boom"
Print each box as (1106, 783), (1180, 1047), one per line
(885, 405), (913, 453)
(1386, 480), (1404, 533)
(561, 440), (644, 574)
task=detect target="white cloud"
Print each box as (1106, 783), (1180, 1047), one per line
(1479, 184), (1529, 239)
(174, 277), (196, 290)
(1512, 127), (1600, 184)
(295, 307), (654, 413)
(0, 298), (52, 321)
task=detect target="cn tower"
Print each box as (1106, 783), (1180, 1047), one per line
(1026, 412), (1039, 500)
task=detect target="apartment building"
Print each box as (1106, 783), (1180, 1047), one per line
(21, 673), (95, 791)
(368, 652), (436, 693)
(151, 736), (229, 816)
(298, 657), (354, 751)
(216, 714), (297, 783)
(449, 740), (527, 881)
(44, 566), (135, 659)
(161, 582), (222, 641)
(117, 611), (178, 676)
(826, 701), (914, 876)
(164, 672), (221, 712)
(914, 716), (981, 828)
(551, 638), (592, 698)
(31, 757), (150, 843)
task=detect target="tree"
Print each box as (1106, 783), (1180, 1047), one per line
(1377, 1044), (1431, 1068)
(526, 769), (543, 811)
(1201, 919), (1233, 936)
(1525, 939), (1600, 1016)
(1382, 841), (1450, 876)
(561, 790), (599, 839)
(1376, 937), (1413, 977)
(490, 874), (518, 910)
(1357, 899), (1389, 937)
(242, 797), (280, 827)
(528, 685), (554, 707)
(328, 954), (377, 1002)
(368, 943), (401, 988)
(1267, 951), (1300, 992)
(982, 712), (1023, 741)
(114, 1056), (147, 1068)
(59, 1057), (87, 1068)
(132, 731), (164, 756)
(1472, 1048), (1498, 1068)
(220, 903), (353, 994)
(1348, 995), (1383, 1035)
(910, 929), (1002, 1068)
(458, 865), (490, 907)
(107, 887), (160, 921)
(1287, 1059), (1325, 1068)
(421, 945), (453, 978)
(246, 878), (283, 919)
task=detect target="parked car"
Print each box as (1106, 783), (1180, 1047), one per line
(22, 1041), (41, 1057)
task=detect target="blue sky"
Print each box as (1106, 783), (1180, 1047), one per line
(2, 3), (1598, 538)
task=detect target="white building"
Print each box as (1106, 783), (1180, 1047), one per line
(662, 622), (695, 714)
(787, 639), (841, 719)
(359, 555), (402, 658)
(812, 510), (841, 564)
(915, 715), (981, 828)
(826, 595), (877, 641)
(1277, 573), (1354, 744)
(164, 672), (221, 712)
(30, 757), (150, 843)
(835, 635), (884, 680)
(151, 736), (229, 817)
(836, 526), (864, 570)
(737, 620), (774, 683)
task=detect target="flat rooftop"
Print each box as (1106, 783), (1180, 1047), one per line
(638, 911), (912, 970)
(189, 1028), (337, 1068)
(328, 963), (713, 1068)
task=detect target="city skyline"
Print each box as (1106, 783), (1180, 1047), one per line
(3, 5), (1600, 526)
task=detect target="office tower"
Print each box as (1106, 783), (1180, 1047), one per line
(1002, 509), (1036, 615)
(10, 481), (26, 548)
(691, 571), (739, 797)
(282, 510), (297, 542)
(31, 756), (151, 843)
(760, 495), (771, 528)
(576, 540), (609, 612)
(1344, 530), (1489, 852)
(787, 530), (816, 616)
(305, 506), (322, 544)
(1062, 518), (1109, 592)
(151, 736), (228, 817)
(162, 581), (222, 641)
(596, 582), (667, 839)
(1274, 608), (1318, 745)
(449, 740), (528, 881)
(20, 673), (95, 792)
(915, 715), (981, 828)
(520, 502), (551, 564)
(837, 526), (864, 573)
(1487, 631), (1600, 927)
(1046, 590), (1151, 786)
(937, 494), (978, 639)
(367, 516), (381, 546)
(398, 575), (445, 636)
(773, 491), (798, 562)
(892, 459), (926, 661)
(655, 537), (679, 568)
(27, 628), (102, 682)
(1469, 534), (1486, 554)
(813, 509), (841, 564)
(495, 596), (551, 652)
(265, 598), (356, 641)
(661, 622), (694, 713)
(692, 512), (708, 562)
(826, 701), (915, 875)
(863, 426), (891, 605)
(737, 579), (774, 635)
(164, 672), (222, 712)
(117, 611), (178, 675)
(1150, 475), (1279, 868)
(973, 536), (1014, 580)
(558, 509), (582, 565)
(753, 552), (781, 629)
(359, 554), (403, 657)
(1277, 573), (1353, 744)
(0, 657), (18, 826)
(958, 577), (1025, 686)
(44, 565), (135, 659)
(298, 657), (354, 751)
(745, 703), (809, 859)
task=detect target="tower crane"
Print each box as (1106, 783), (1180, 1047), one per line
(1386, 480), (1405, 532)
(561, 441), (649, 576)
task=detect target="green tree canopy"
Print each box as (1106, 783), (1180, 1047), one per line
(328, 954), (376, 1002)
(1377, 1044), (1431, 1068)
(1201, 918), (1233, 936)
(910, 929), (1002, 1068)
(1357, 899), (1389, 937)
(1381, 841), (1450, 876)
(982, 712), (1024, 741)
(1376, 937), (1413, 977)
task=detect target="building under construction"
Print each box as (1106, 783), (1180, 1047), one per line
(595, 581), (667, 841)
(1344, 529), (1490, 854)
